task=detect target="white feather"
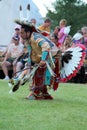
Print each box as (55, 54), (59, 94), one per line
(64, 26), (71, 34)
(72, 56), (81, 61)
(72, 53), (82, 58)
(19, 6), (23, 21)
(72, 46), (82, 51)
(63, 62), (74, 76)
(60, 67), (66, 78)
(60, 45), (84, 80)
(68, 59), (79, 69)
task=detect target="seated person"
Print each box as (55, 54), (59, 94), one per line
(1, 35), (24, 80)
(62, 35), (73, 51)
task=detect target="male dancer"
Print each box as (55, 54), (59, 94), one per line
(10, 20), (60, 100)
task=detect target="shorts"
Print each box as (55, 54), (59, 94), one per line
(7, 57), (16, 64)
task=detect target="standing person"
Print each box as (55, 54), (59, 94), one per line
(50, 26), (60, 47)
(58, 19), (67, 47)
(81, 26), (87, 58)
(52, 26), (60, 37)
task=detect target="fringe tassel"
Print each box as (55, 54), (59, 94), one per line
(49, 51), (55, 69)
(46, 61), (56, 77)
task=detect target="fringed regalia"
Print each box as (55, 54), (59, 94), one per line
(28, 32), (59, 99)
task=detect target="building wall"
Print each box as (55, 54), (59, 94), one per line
(0, 0), (43, 45)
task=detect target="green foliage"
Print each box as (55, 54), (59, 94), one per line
(0, 80), (87, 130)
(46, 0), (87, 35)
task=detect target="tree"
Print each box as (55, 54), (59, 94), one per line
(46, 0), (87, 35)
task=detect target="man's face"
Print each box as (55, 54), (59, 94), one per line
(20, 28), (31, 40)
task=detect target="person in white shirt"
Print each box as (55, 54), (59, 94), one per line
(1, 35), (24, 80)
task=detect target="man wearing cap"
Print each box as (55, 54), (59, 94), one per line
(2, 35), (24, 80)
(72, 32), (83, 44)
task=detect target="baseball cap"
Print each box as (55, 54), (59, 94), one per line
(15, 25), (21, 30)
(73, 32), (83, 40)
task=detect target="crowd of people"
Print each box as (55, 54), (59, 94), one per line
(1, 17), (87, 99)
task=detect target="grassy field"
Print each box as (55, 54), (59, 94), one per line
(0, 80), (87, 130)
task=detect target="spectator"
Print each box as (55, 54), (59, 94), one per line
(52, 26), (60, 37)
(50, 34), (58, 46)
(62, 35), (73, 51)
(58, 19), (67, 47)
(30, 18), (37, 26)
(50, 26), (60, 47)
(73, 32), (83, 44)
(81, 26), (87, 58)
(38, 17), (52, 37)
(14, 24), (24, 45)
(1, 35), (24, 80)
(14, 25), (21, 36)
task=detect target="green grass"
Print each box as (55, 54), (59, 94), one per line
(0, 80), (87, 130)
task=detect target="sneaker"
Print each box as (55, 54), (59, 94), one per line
(3, 76), (10, 80)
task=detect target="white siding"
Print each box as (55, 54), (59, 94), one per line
(0, 0), (43, 45)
